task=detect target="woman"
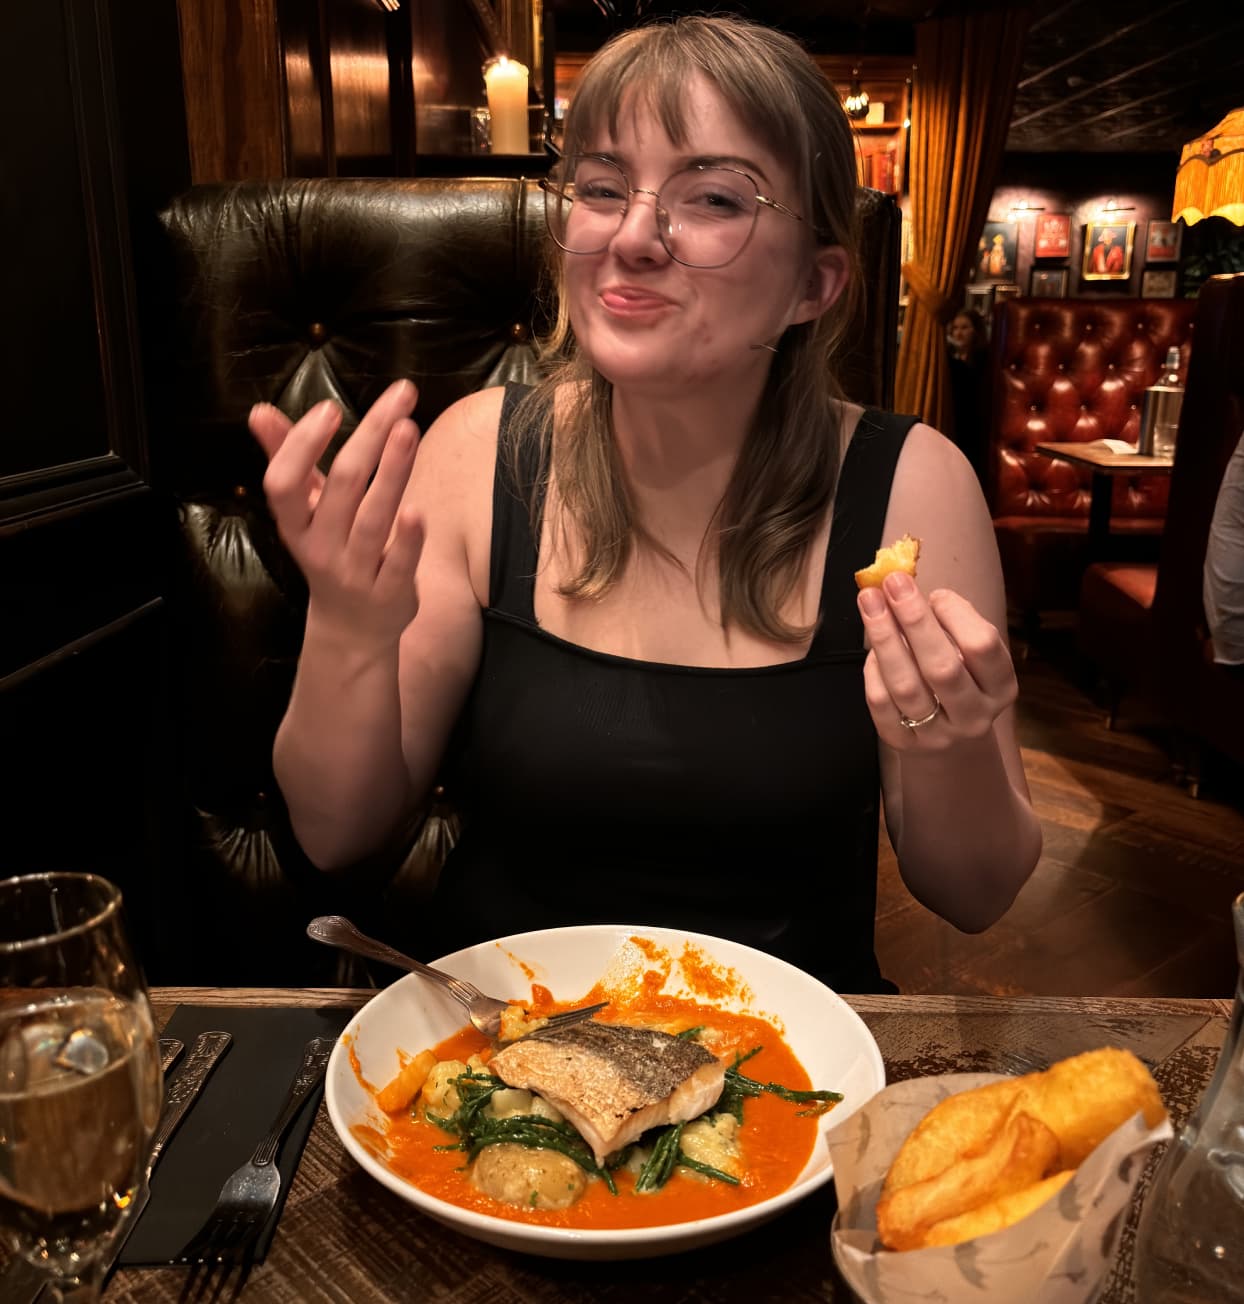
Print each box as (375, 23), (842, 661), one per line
(249, 16), (1041, 991)
(946, 309), (990, 486)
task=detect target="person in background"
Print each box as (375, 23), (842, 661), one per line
(247, 15), (1042, 992)
(946, 309), (991, 487)
(1204, 431), (1244, 670)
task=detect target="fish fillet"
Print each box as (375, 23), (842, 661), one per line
(489, 1022), (726, 1165)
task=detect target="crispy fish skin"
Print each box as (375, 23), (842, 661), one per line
(490, 1022), (726, 1165)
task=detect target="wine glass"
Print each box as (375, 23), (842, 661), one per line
(0, 873), (162, 1302)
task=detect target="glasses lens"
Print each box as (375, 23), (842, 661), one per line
(661, 168), (758, 268)
(545, 156), (628, 254)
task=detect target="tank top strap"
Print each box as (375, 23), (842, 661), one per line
(487, 381), (545, 621)
(810, 408), (920, 656)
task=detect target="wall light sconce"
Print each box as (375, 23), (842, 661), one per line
(1008, 200), (1046, 216)
(1098, 198), (1135, 215)
(844, 69), (870, 121)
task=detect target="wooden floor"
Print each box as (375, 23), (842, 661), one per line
(875, 630), (1244, 998)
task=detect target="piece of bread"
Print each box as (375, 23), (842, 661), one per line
(854, 534), (921, 590)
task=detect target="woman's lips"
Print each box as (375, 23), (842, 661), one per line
(599, 287), (675, 317)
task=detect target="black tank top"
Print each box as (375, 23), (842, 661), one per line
(433, 385), (917, 992)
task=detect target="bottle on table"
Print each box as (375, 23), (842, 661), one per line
(1139, 345), (1185, 458)
(1131, 891), (1244, 1302)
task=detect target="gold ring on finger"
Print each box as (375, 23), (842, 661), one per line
(898, 694), (942, 732)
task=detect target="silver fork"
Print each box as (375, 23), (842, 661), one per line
(178, 1036), (335, 1298)
(305, 915), (608, 1037)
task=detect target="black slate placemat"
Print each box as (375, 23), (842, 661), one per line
(119, 1005), (350, 1266)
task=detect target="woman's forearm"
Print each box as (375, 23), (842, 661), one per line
(892, 733), (1043, 933)
(273, 609), (417, 870)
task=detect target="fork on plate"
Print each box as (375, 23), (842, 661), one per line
(178, 1035), (335, 1299)
(305, 915), (608, 1037)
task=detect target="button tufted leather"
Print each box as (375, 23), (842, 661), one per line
(988, 297), (1197, 619)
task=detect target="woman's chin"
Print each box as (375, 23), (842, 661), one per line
(583, 342), (765, 396)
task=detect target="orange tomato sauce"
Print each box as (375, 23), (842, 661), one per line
(351, 991), (830, 1230)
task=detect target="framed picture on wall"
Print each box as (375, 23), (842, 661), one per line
(1034, 213), (1071, 259)
(993, 283), (1021, 305)
(1145, 220), (1182, 262)
(1081, 221), (1135, 281)
(973, 221), (1019, 282)
(964, 283), (995, 322)
(1030, 267), (1069, 297)
(1141, 268), (1178, 299)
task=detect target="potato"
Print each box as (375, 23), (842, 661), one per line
(917, 1171), (1074, 1249)
(1018, 1047), (1167, 1168)
(878, 1048), (1168, 1252)
(421, 1058), (469, 1115)
(680, 1114), (743, 1181)
(877, 1108), (1059, 1251)
(471, 1143), (587, 1210)
(854, 534), (920, 590)
(883, 1076), (1028, 1194)
(375, 1048), (437, 1114)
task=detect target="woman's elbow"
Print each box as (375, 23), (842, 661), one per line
(945, 824), (1044, 933)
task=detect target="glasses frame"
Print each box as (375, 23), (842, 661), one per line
(539, 154), (806, 270)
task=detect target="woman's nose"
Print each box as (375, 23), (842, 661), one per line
(608, 189), (671, 263)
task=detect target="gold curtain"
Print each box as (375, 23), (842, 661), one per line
(895, 8), (1030, 431)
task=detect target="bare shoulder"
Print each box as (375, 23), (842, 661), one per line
(406, 385), (506, 606)
(411, 385), (505, 487)
(884, 421), (1002, 615)
(892, 421), (980, 498)
(405, 386), (504, 524)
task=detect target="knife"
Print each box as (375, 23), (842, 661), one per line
(92, 1028), (235, 1293)
(159, 1037), (185, 1073)
(0, 1031), (233, 1304)
(112, 1031), (234, 1254)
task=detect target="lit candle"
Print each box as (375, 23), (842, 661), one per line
(483, 56), (529, 155)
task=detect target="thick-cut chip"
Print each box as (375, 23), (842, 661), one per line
(917, 1170), (1074, 1249)
(1017, 1047), (1167, 1169)
(854, 534), (920, 590)
(878, 1047), (1168, 1253)
(877, 1109), (1059, 1252)
(883, 1076), (1028, 1194)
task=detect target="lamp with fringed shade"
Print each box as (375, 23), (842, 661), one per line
(1172, 108), (1244, 226)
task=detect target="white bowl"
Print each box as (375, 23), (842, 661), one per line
(325, 923), (885, 1260)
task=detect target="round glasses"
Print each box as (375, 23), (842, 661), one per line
(540, 155), (805, 270)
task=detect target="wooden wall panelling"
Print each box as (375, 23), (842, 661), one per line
(176, 0), (287, 181)
(1, 0), (175, 978)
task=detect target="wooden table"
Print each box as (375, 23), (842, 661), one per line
(92, 989), (1225, 1303)
(1034, 442), (1174, 558)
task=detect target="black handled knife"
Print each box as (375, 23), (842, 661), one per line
(102, 1031), (234, 1278)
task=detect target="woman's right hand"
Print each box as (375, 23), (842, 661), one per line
(248, 379), (423, 647)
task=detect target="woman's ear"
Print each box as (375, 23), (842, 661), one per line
(789, 245), (851, 326)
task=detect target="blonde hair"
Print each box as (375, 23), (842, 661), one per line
(511, 14), (861, 643)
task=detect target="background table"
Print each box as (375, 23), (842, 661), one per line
(1034, 442), (1174, 558)
(100, 989), (1227, 1303)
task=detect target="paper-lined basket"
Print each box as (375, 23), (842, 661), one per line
(827, 1073), (1171, 1304)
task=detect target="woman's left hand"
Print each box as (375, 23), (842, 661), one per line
(858, 571), (1017, 753)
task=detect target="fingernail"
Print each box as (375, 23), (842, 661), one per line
(859, 588), (886, 617)
(883, 571), (915, 599)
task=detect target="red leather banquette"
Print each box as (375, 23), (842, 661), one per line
(988, 297), (1197, 629)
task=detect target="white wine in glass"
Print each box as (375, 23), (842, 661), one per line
(0, 873), (162, 1302)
